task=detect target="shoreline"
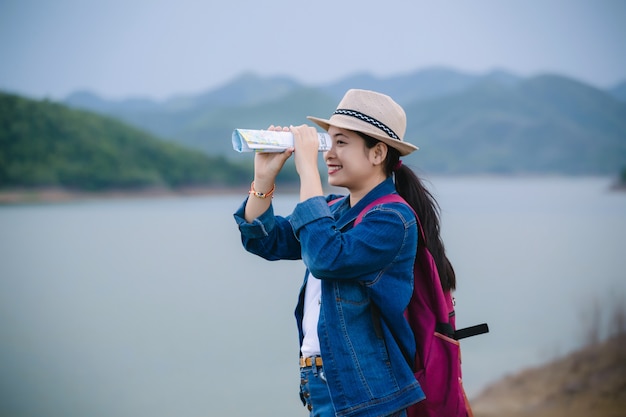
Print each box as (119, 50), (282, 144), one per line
(0, 186), (254, 205)
(1, 176), (622, 205)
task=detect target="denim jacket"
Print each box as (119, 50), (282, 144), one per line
(234, 178), (425, 417)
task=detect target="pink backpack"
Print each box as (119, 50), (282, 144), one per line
(354, 194), (489, 417)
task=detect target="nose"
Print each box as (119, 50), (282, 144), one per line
(324, 143), (336, 162)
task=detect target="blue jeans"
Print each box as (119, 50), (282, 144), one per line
(299, 365), (407, 417)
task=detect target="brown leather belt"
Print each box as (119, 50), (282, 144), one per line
(300, 356), (323, 368)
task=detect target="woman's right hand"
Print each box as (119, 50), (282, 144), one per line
(252, 125), (294, 191)
(244, 125), (293, 223)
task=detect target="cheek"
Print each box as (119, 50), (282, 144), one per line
(343, 156), (373, 177)
(340, 146), (367, 162)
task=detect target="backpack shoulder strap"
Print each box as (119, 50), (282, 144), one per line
(355, 193), (409, 223)
(355, 194), (425, 242)
(328, 197), (345, 207)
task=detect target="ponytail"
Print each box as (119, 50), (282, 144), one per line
(359, 132), (456, 291)
(393, 161), (456, 291)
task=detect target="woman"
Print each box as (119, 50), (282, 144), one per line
(233, 89), (456, 417)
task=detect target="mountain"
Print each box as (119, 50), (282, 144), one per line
(186, 71), (302, 108)
(320, 67), (521, 104)
(65, 72), (305, 140)
(403, 74), (626, 174)
(609, 81), (626, 102)
(471, 333), (626, 417)
(63, 68), (522, 147)
(62, 68), (626, 175)
(64, 68), (522, 141)
(176, 87), (338, 156)
(0, 92), (252, 190)
(62, 90), (161, 114)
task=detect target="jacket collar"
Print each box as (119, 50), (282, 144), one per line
(333, 177), (396, 229)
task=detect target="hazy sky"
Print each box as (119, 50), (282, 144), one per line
(1, 0), (625, 100)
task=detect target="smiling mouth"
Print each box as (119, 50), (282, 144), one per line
(327, 164), (342, 175)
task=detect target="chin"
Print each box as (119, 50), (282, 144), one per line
(327, 177), (343, 188)
(328, 180), (351, 192)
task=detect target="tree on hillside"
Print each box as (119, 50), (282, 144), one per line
(0, 92), (256, 190)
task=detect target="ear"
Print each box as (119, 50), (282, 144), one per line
(370, 142), (388, 166)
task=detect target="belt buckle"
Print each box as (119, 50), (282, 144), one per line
(300, 356), (322, 368)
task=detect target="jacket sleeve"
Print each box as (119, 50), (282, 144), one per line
(290, 197), (416, 281)
(233, 197), (302, 261)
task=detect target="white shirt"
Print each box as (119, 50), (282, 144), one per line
(300, 273), (322, 358)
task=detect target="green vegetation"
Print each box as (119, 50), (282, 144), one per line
(0, 92), (260, 191)
(403, 75), (626, 175)
(4, 70), (626, 193)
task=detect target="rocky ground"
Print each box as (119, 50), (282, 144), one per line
(470, 333), (626, 417)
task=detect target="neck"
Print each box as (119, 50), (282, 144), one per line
(348, 173), (387, 206)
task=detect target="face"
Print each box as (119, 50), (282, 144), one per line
(323, 126), (387, 193)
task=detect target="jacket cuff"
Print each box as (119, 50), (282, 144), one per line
(233, 197), (276, 238)
(289, 196), (332, 236)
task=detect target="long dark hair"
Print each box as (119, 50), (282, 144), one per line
(359, 133), (456, 291)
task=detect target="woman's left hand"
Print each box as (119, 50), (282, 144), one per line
(291, 124), (320, 177)
(290, 124), (324, 201)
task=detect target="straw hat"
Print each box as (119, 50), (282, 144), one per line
(307, 89), (418, 156)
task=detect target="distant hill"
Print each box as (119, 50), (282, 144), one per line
(471, 333), (626, 417)
(63, 68), (626, 176)
(0, 92), (252, 191)
(319, 67), (521, 104)
(404, 74), (626, 174)
(609, 81), (626, 102)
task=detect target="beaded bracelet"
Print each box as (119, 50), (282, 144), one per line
(249, 181), (275, 199)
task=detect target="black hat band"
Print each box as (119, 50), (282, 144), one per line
(333, 109), (400, 140)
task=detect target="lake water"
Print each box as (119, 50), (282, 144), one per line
(1, 177), (625, 417)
